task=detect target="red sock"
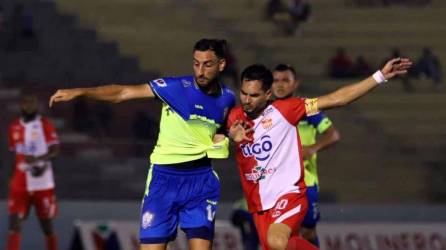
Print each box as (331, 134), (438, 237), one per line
(7, 232), (21, 250)
(286, 235), (319, 250)
(45, 234), (58, 250)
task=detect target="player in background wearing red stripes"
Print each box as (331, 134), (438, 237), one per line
(6, 92), (60, 250)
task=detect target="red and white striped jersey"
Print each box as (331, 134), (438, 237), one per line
(228, 98), (308, 213)
(8, 116), (59, 192)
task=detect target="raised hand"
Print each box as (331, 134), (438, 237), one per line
(229, 120), (253, 143)
(49, 89), (82, 107)
(381, 58), (412, 80)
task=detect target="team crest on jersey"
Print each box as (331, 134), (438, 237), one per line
(31, 131), (40, 140)
(153, 79), (167, 87)
(260, 118), (273, 130)
(142, 211), (154, 229)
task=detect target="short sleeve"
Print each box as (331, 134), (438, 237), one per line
(273, 98), (306, 126)
(8, 124), (15, 151)
(226, 107), (239, 132)
(42, 118), (59, 146)
(149, 77), (190, 120)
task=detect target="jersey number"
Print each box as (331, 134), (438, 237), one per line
(275, 199), (288, 210)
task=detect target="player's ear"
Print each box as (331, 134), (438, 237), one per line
(218, 58), (226, 72)
(266, 88), (272, 100)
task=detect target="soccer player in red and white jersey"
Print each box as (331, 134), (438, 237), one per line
(6, 92), (60, 250)
(227, 59), (411, 250)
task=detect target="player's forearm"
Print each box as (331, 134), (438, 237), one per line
(318, 76), (378, 110)
(77, 84), (127, 103)
(37, 145), (59, 161)
(314, 127), (340, 152)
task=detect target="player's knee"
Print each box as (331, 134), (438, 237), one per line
(267, 234), (289, 250)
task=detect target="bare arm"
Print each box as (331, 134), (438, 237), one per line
(49, 83), (154, 107)
(302, 126), (340, 159)
(316, 58), (412, 111)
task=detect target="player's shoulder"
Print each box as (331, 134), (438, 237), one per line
(9, 118), (21, 129)
(150, 75), (193, 88)
(220, 84), (236, 105)
(229, 106), (243, 114)
(221, 84), (235, 98)
(40, 116), (55, 125)
(272, 97), (305, 109)
(228, 106), (244, 118)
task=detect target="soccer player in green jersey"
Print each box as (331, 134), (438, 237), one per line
(49, 39), (235, 250)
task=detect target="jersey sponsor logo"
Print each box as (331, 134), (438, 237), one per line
(153, 79), (167, 87)
(263, 106), (274, 116)
(15, 143), (37, 154)
(244, 165), (277, 182)
(206, 199), (218, 205)
(240, 135), (273, 161)
(195, 104), (204, 110)
(141, 211), (154, 229)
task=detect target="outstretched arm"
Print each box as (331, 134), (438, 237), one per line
(314, 58), (412, 111)
(49, 83), (154, 107)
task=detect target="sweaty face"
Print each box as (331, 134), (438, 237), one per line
(272, 70), (299, 99)
(240, 79), (271, 119)
(193, 50), (225, 88)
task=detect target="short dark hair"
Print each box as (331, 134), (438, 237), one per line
(193, 39), (227, 59)
(241, 64), (273, 91)
(274, 64), (297, 79)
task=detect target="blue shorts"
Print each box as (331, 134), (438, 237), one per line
(302, 185), (320, 228)
(140, 163), (220, 244)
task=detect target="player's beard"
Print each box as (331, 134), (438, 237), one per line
(21, 111), (37, 122)
(195, 75), (220, 95)
(244, 102), (268, 120)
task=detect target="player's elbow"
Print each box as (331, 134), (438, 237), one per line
(113, 85), (127, 103)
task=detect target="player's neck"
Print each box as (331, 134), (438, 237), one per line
(246, 102), (271, 120)
(198, 80), (221, 96)
(21, 113), (38, 123)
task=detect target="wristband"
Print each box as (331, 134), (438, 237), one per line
(372, 70), (388, 84)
